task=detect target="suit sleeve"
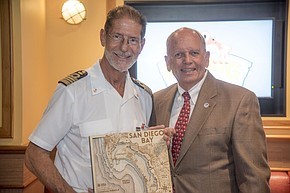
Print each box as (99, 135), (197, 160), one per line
(232, 91), (271, 193)
(149, 94), (157, 126)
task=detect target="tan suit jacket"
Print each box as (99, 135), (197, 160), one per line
(153, 72), (270, 193)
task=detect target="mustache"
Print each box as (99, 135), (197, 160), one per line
(114, 51), (132, 58)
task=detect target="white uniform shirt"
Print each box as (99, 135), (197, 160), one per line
(29, 61), (153, 192)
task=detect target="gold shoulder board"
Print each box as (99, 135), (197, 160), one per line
(58, 70), (88, 86)
(131, 77), (152, 96)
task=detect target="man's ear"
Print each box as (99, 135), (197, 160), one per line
(205, 51), (210, 68)
(165, 55), (171, 72)
(100, 29), (106, 47)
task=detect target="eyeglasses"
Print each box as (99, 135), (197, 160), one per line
(107, 33), (141, 46)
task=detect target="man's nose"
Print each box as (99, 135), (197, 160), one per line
(183, 53), (193, 64)
(120, 37), (130, 51)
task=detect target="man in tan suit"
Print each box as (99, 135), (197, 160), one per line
(154, 27), (270, 193)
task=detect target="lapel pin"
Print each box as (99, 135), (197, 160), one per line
(204, 103), (210, 108)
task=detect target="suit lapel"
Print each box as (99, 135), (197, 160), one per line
(175, 73), (218, 167)
(156, 85), (178, 126)
(154, 85), (177, 167)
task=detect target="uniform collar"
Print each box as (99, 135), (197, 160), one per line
(124, 75), (139, 101)
(89, 60), (138, 100)
(89, 60), (108, 95)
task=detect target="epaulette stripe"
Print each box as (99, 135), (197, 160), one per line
(62, 79), (70, 85)
(79, 71), (87, 76)
(58, 70), (88, 86)
(67, 76), (75, 82)
(65, 77), (73, 82)
(67, 79), (73, 84)
(66, 79), (73, 84)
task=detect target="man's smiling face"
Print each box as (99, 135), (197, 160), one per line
(165, 28), (210, 90)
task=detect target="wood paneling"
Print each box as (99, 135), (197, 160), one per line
(0, 146), (44, 193)
(0, 0), (13, 138)
(263, 120), (290, 170)
(267, 137), (290, 171)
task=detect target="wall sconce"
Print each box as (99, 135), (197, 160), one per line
(62, 0), (86, 25)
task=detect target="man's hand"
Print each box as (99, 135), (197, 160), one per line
(149, 125), (175, 148)
(162, 127), (175, 147)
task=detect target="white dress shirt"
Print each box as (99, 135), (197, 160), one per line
(169, 70), (208, 128)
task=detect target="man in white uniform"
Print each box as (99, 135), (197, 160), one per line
(24, 5), (160, 193)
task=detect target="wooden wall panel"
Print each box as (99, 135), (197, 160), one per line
(263, 120), (290, 170)
(267, 138), (290, 171)
(0, 146), (44, 193)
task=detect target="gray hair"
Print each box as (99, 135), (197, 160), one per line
(104, 5), (147, 39)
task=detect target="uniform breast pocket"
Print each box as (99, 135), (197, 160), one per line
(79, 119), (113, 159)
(79, 119), (113, 138)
